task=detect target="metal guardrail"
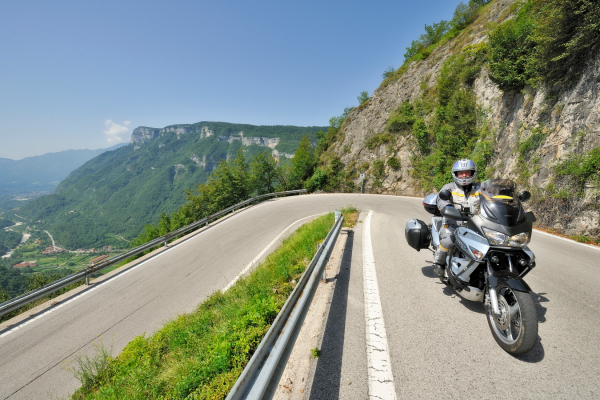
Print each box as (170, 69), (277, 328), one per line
(0, 189), (307, 318)
(226, 210), (344, 400)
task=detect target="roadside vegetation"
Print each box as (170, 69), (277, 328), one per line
(71, 209), (357, 399)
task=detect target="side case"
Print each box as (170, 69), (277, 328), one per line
(405, 219), (431, 252)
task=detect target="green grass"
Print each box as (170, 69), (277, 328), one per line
(310, 348), (320, 358)
(71, 212), (343, 400)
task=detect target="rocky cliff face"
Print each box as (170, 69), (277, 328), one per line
(131, 124), (281, 149)
(332, 0), (599, 239)
(130, 125), (213, 144)
(130, 127), (160, 144)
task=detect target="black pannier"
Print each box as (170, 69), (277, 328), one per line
(405, 219), (431, 251)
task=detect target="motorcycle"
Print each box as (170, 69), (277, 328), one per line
(405, 179), (539, 355)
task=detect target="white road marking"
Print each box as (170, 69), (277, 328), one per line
(222, 213), (325, 292)
(533, 228), (600, 251)
(363, 210), (397, 399)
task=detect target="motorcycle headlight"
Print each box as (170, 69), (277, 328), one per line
(482, 228), (530, 247)
(482, 227), (508, 245)
(508, 232), (530, 247)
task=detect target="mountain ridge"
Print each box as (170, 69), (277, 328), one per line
(0, 144), (126, 195)
(14, 122), (326, 249)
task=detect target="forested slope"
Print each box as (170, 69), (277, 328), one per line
(15, 123), (325, 249)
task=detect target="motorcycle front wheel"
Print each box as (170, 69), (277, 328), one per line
(486, 284), (538, 355)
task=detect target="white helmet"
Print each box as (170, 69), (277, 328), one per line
(452, 159), (477, 187)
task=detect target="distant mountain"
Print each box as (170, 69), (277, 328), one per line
(17, 122), (326, 249)
(0, 144), (126, 195)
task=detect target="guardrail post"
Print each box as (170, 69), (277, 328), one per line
(318, 243), (327, 282)
(85, 276), (90, 286)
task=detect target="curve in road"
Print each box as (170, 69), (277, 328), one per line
(0, 194), (598, 399)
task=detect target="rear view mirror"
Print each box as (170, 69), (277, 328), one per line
(438, 189), (452, 201)
(525, 211), (536, 222)
(518, 191), (531, 202)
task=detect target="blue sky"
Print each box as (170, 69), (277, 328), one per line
(1, 0), (464, 159)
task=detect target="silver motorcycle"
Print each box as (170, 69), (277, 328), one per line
(405, 179), (539, 355)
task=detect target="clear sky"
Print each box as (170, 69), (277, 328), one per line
(1, 0), (464, 160)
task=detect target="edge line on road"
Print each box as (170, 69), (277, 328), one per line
(363, 210), (397, 399)
(533, 228), (600, 251)
(222, 213), (325, 292)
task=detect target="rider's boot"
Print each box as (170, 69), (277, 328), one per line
(433, 263), (445, 278)
(433, 247), (448, 278)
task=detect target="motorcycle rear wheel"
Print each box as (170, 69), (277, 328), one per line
(486, 285), (538, 355)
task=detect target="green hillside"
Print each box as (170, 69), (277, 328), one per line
(15, 122), (325, 249)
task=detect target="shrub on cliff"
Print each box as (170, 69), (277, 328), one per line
(488, 8), (537, 90)
(535, 0), (600, 90)
(489, 0), (600, 91)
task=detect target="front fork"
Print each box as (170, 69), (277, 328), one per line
(486, 261), (501, 315)
(485, 255), (532, 315)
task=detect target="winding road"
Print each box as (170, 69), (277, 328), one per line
(0, 194), (598, 399)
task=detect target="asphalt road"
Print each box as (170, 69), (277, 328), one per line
(0, 194), (598, 399)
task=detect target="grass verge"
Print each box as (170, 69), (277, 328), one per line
(71, 210), (352, 399)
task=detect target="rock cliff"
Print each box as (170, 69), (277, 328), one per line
(330, 0), (599, 239)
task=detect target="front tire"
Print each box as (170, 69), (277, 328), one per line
(486, 285), (538, 355)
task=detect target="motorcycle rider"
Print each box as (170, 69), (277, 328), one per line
(433, 159), (481, 278)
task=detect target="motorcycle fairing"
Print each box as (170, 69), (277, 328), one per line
(467, 214), (533, 244)
(487, 270), (532, 293)
(430, 216), (442, 249)
(454, 227), (490, 261)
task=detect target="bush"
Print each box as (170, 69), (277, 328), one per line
(387, 102), (416, 132)
(365, 133), (393, 150)
(488, 9), (537, 90)
(403, 0), (490, 64)
(406, 44), (492, 191)
(488, 0), (600, 91)
(518, 127), (547, 158)
(357, 91), (369, 105)
(382, 66), (395, 80)
(387, 157), (401, 170)
(535, 0), (600, 90)
(372, 160), (385, 180)
(305, 168), (328, 192)
(554, 147), (600, 195)
(450, 0), (491, 32)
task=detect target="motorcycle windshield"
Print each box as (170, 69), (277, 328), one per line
(479, 179), (525, 226)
